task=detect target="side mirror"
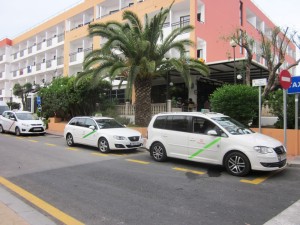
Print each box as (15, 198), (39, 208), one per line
(89, 125), (96, 130)
(10, 117), (16, 121)
(207, 130), (218, 136)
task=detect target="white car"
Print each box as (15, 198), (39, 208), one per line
(64, 116), (143, 153)
(0, 110), (46, 135)
(146, 112), (286, 176)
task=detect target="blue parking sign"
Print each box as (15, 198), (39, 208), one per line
(288, 76), (300, 94)
(37, 96), (41, 105)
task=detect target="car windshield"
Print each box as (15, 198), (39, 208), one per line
(95, 119), (124, 129)
(15, 112), (37, 120)
(211, 116), (254, 135)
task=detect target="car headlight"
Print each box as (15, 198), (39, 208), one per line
(21, 123), (30, 127)
(254, 146), (274, 154)
(113, 135), (126, 140)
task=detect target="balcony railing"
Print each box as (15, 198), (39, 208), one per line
(115, 103), (177, 115)
(57, 56), (64, 65)
(36, 63), (42, 71)
(58, 33), (64, 42)
(69, 52), (77, 62)
(46, 60), (52, 68)
(0, 55), (3, 61)
(37, 43), (42, 51)
(47, 38), (52, 47)
(171, 19), (190, 30)
(84, 47), (92, 56)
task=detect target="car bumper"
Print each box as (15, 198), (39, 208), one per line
(111, 140), (144, 150)
(251, 153), (287, 171)
(21, 127), (46, 134)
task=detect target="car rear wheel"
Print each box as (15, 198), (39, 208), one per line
(150, 142), (167, 162)
(98, 138), (110, 153)
(15, 127), (21, 136)
(66, 133), (74, 146)
(224, 151), (251, 176)
(0, 125), (4, 133)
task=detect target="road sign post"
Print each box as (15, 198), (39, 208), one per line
(252, 78), (267, 133)
(279, 70), (292, 149)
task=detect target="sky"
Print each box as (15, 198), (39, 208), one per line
(0, 0), (299, 71)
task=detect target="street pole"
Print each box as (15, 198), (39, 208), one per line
(258, 86), (261, 133)
(296, 94), (299, 130)
(283, 90), (287, 148)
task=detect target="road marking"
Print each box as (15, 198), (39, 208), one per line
(240, 170), (282, 185)
(0, 176), (84, 225)
(28, 140), (38, 143)
(173, 167), (206, 175)
(16, 137), (25, 140)
(92, 152), (109, 157)
(45, 143), (56, 147)
(66, 147), (78, 151)
(126, 159), (150, 164)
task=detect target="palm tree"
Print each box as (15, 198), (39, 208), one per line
(78, 4), (209, 126)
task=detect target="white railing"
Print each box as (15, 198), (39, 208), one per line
(116, 102), (177, 115)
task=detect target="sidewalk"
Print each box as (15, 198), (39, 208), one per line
(1, 130), (299, 225)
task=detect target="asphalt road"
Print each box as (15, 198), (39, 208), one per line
(0, 133), (300, 225)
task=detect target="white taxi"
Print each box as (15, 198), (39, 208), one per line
(0, 110), (46, 135)
(64, 116), (143, 153)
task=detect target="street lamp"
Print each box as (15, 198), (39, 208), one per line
(230, 40), (237, 84)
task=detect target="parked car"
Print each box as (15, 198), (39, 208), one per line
(0, 110), (46, 135)
(146, 112), (286, 176)
(0, 101), (9, 115)
(64, 116), (143, 153)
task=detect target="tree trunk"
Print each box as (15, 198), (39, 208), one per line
(134, 76), (152, 127)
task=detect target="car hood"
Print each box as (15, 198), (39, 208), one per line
(231, 132), (282, 148)
(99, 128), (141, 137)
(20, 120), (43, 125)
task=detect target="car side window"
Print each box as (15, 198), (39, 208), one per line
(153, 115), (167, 129)
(166, 115), (188, 132)
(69, 118), (78, 126)
(85, 119), (97, 129)
(192, 117), (206, 134)
(76, 118), (86, 127)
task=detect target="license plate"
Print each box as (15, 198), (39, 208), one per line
(278, 153), (286, 161)
(130, 141), (140, 146)
(33, 128), (41, 131)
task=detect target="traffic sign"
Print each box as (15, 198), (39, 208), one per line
(252, 78), (267, 87)
(279, 70), (292, 89)
(36, 96), (41, 105)
(288, 76), (300, 94)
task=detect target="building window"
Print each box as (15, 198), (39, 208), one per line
(197, 49), (203, 59)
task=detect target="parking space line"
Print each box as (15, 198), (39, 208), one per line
(66, 147), (79, 151)
(0, 176), (84, 225)
(240, 170), (282, 185)
(28, 140), (38, 143)
(91, 152), (109, 157)
(126, 159), (150, 164)
(173, 167), (206, 175)
(45, 143), (56, 147)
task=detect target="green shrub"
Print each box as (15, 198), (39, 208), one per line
(210, 84), (258, 125)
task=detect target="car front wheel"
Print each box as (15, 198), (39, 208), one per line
(150, 142), (167, 162)
(15, 127), (21, 136)
(224, 151), (251, 176)
(98, 138), (110, 153)
(0, 125), (4, 133)
(66, 133), (74, 146)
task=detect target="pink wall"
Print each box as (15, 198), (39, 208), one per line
(194, 0), (296, 65)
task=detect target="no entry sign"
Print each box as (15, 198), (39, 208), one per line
(279, 70), (292, 89)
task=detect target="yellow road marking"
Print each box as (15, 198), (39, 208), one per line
(28, 140), (38, 143)
(92, 152), (109, 157)
(126, 159), (150, 164)
(45, 143), (56, 147)
(173, 167), (205, 175)
(66, 147), (78, 151)
(16, 137), (25, 140)
(240, 170), (282, 185)
(0, 176), (84, 225)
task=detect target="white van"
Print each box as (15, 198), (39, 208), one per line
(146, 112), (286, 176)
(0, 101), (9, 115)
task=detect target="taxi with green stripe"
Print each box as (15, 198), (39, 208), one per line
(64, 116), (143, 153)
(146, 112), (286, 176)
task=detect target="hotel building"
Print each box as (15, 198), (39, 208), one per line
(0, 0), (297, 111)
